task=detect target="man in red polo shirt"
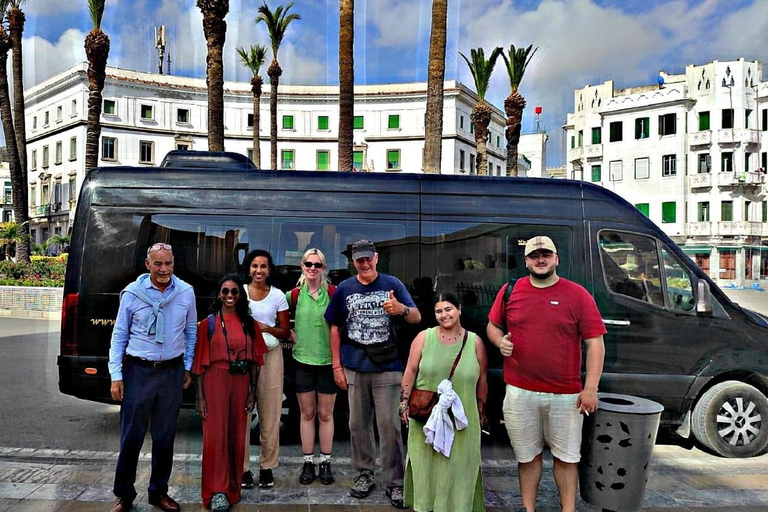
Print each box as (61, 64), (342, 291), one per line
(487, 235), (605, 512)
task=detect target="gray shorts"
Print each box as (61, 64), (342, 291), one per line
(502, 384), (583, 463)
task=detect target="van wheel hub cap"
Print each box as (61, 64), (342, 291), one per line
(716, 397), (762, 446)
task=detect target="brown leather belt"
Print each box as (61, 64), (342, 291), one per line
(125, 354), (183, 369)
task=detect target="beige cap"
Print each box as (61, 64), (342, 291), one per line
(524, 236), (557, 257)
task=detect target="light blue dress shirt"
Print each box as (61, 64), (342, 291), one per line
(108, 275), (198, 381)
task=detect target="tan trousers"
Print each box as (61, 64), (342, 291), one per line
(244, 346), (284, 471)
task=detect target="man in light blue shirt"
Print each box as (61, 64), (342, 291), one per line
(108, 243), (197, 512)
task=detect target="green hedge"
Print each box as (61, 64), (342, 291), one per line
(0, 256), (67, 287)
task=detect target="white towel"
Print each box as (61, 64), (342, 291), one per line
(423, 379), (468, 457)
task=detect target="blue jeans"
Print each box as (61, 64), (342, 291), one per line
(113, 356), (184, 501)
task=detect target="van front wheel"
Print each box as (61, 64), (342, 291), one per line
(692, 380), (768, 458)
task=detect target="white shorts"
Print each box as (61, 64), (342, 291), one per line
(502, 384), (583, 464)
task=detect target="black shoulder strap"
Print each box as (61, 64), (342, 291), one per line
(500, 277), (519, 332)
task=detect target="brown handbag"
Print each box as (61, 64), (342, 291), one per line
(408, 330), (469, 422)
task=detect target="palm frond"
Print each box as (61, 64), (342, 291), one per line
(256, 1), (300, 58)
(87, 0), (106, 29)
(501, 43), (538, 91)
(460, 46), (502, 102)
(8, 0), (26, 9)
(237, 44), (268, 75)
(0, 0), (11, 14)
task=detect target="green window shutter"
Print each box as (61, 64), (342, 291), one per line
(281, 150), (294, 170)
(571, 136), (575, 149)
(662, 201), (676, 223)
(635, 203), (650, 217)
(699, 111), (710, 130)
(591, 165), (601, 182)
(282, 115), (294, 130)
(353, 116), (364, 129)
(353, 151), (363, 170)
(578, 131), (583, 147)
(763, 201), (767, 222)
(318, 116), (329, 130)
(387, 150), (400, 169)
(388, 115), (400, 129)
(592, 127), (601, 144)
(317, 151), (329, 170)
(722, 201), (733, 221)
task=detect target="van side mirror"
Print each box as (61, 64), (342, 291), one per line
(696, 280), (713, 315)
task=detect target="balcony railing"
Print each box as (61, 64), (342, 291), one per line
(718, 128), (760, 145)
(33, 204), (50, 216)
(718, 221), (763, 236)
(568, 146), (583, 163)
(688, 173), (712, 189)
(686, 222), (711, 236)
(688, 130), (711, 147)
(585, 144), (603, 159)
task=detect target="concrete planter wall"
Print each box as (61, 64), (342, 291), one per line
(0, 286), (63, 318)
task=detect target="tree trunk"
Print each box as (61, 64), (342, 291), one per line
(471, 103), (492, 176)
(422, 0), (447, 174)
(8, 8), (27, 186)
(268, 60), (282, 170)
(251, 76), (262, 168)
(202, 13), (226, 151)
(84, 29), (110, 173)
(337, 0), (354, 172)
(504, 91), (526, 177)
(0, 30), (29, 263)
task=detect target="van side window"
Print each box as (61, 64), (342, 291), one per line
(273, 218), (414, 289)
(599, 230), (665, 307)
(661, 247), (695, 312)
(421, 221), (573, 323)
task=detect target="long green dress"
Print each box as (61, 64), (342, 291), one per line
(404, 327), (485, 511)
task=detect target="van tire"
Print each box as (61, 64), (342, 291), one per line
(691, 380), (768, 458)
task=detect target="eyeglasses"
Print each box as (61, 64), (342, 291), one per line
(303, 261), (324, 269)
(220, 287), (240, 296)
(147, 243), (172, 255)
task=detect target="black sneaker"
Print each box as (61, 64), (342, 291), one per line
(386, 486), (406, 509)
(259, 468), (275, 488)
(241, 470), (254, 489)
(299, 461), (316, 485)
(350, 469), (374, 499)
(318, 461), (334, 485)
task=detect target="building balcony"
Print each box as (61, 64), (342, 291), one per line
(686, 222), (711, 236)
(717, 172), (738, 187)
(688, 173), (712, 189)
(718, 221), (763, 236)
(688, 130), (711, 147)
(585, 144), (603, 159)
(568, 146), (583, 163)
(32, 204), (50, 216)
(718, 128), (760, 146)
(718, 171), (765, 188)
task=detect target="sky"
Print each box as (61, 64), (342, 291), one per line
(9, 0), (768, 166)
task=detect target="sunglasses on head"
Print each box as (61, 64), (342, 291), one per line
(220, 287), (240, 296)
(303, 261), (324, 269)
(147, 243), (172, 255)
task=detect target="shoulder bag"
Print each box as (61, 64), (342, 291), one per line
(408, 330), (469, 422)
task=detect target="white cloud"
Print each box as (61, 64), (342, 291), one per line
(23, 29), (88, 89)
(363, 0), (427, 49)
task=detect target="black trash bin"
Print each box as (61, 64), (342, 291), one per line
(579, 393), (664, 512)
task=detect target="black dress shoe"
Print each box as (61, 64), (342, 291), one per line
(148, 493), (180, 512)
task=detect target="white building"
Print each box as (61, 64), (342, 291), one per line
(0, 162), (12, 223)
(23, 63), (547, 242)
(564, 58), (768, 287)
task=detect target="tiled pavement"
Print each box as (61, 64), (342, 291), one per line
(0, 446), (767, 511)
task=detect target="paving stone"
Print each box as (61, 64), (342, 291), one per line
(24, 483), (86, 501)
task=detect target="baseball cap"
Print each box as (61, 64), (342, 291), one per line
(351, 239), (376, 260)
(524, 236), (557, 257)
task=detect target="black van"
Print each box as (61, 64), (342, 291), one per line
(58, 152), (768, 458)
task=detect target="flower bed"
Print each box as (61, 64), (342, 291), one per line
(0, 255), (67, 287)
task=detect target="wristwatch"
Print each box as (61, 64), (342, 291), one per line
(402, 306), (410, 317)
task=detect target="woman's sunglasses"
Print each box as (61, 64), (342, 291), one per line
(220, 287), (240, 296)
(303, 261), (324, 269)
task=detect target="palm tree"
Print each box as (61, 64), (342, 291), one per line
(0, 14), (29, 263)
(45, 234), (71, 255)
(501, 43), (537, 176)
(197, 0), (229, 152)
(460, 46), (502, 176)
(257, 1), (300, 170)
(84, 0), (111, 172)
(422, 0), (447, 174)
(337, 0), (354, 172)
(237, 45), (268, 167)
(0, 221), (24, 261)
(7, 0), (27, 180)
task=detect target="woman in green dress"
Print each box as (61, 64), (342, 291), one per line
(399, 292), (488, 512)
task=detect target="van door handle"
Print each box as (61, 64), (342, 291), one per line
(603, 319), (630, 326)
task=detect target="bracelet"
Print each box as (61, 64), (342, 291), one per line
(402, 306), (410, 317)
(333, 366), (344, 372)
